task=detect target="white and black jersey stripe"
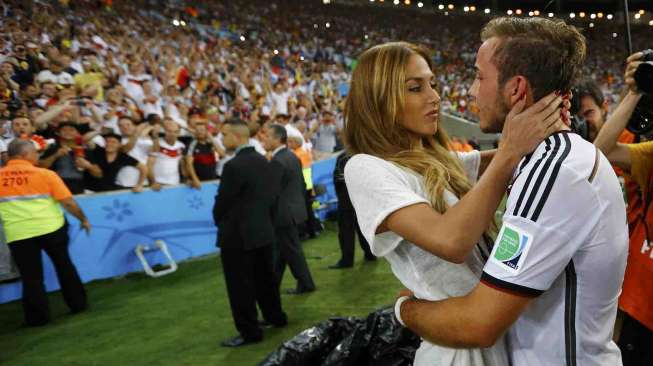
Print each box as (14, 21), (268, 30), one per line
(512, 133), (572, 221)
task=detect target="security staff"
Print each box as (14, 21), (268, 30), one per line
(0, 139), (91, 326)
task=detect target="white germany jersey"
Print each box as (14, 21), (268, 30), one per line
(481, 132), (628, 366)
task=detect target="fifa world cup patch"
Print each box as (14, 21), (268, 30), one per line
(491, 223), (533, 274)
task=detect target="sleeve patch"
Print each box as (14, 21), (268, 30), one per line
(490, 222), (534, 274)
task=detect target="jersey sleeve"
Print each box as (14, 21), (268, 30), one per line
(344, 155), (429, 257)
(482, 162), (597, 297)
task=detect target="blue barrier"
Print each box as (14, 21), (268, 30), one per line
(0, 156), (337, 304)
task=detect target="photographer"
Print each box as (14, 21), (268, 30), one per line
(594, 51), (653, 366)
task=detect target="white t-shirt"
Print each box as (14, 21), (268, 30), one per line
(249, 138), (266, 155)
(345, 151), (509, 366)
(481, 132), (627, 366)
(269, 89), (291, 115)
(115, 137), (153, 187)
(152, 139), (185, 185)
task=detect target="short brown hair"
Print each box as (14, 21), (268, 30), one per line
(481, 17), (586, 100)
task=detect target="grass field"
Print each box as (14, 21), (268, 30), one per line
(0, 223), (401, 366)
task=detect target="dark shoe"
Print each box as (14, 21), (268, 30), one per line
(328, 262), (353, 269)
(284, 287), (315, 295)
(220, 335), (262, 347)
(364, 255), (377, 262)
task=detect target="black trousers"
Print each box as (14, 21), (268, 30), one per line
(619, 313), (653, 366)
(337, 208), (373, 266)
(303, 189), (321, 237)
(221, 245), (287, 341)
(8, 224), (87, 326)
(273, 225), (316, 292)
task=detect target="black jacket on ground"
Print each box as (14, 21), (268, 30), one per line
(213, 147), (277, 250)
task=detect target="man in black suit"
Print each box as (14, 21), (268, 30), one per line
(329, 151), (375, 269)
(213, 120), (287, 347)
(264, 124), (316, 295)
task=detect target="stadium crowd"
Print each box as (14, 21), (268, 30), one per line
(1, 0), (649, 193)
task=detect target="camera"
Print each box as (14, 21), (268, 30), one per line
(634, 49), (653, 94)
(626, 50), (653, 138)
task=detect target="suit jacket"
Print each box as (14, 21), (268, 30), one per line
(271, 147), (308, 227)
(333, 151), (354, 212)
(212, 147), (276, 250)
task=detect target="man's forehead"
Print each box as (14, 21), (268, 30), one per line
(476, 37), (500, 68)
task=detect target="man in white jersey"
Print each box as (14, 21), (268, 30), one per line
(395, 17), (628, 365)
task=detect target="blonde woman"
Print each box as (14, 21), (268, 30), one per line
(343, 42), (563, 365)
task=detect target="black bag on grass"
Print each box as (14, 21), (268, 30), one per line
(259, 307), (420, 366)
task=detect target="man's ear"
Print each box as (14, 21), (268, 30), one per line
(504, 75), (531, 106)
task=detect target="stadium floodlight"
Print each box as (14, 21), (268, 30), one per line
(300, 56), (305, 61)
(172, 19), (180, 26)
(607, 14), (613, 20)
(313, 23), (318, 29)
(370, 0), (374, 2)
(597, 12), (604, 18)
(484, 8), (491, 14)
(364, 34), (369, 39)
(404, 0), (411, 5)
(534, 10), (540, 16)
(579, 12), (585, 18)
(239, 35), (246, 42)
(650, 20), (653, 26)
(418, 2), (423, 7)
(180, 20), (186, 26)
(590, 13), (596, 19)
(274, 49), (279, 55)
(528, 11), (534, 17)
(438, 4), (444, 10)
(322, 0), (330, 4)
(507, 9), (513, 15)
(612, 32), (618, 38)
(635, 14), (641, 20)
(448, 4), (454, 10)
(515, 9), (522, 15)
(589, 22), (595, 28)
(464, 6), (469, 12)
(548, 12), (554, 17)
(444, 11), (449, 15)
(326, 22), (331, 28)
(470, 6), (476, 11)
(394, 0), (399, 5)
(639, 10), (645, 15)
(569, 13), (576, 19)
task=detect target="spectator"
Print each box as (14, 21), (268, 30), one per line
(185, 122), (219, 188)
(85, 132), (145, 193)
(148, 119), (185, 191)
(39, 121), (86, 194)
(307, 110), (340, 156)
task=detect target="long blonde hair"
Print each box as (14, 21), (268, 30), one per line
(344, 42), (471, 215)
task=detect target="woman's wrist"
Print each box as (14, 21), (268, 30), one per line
(493, 146), (522, 171)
